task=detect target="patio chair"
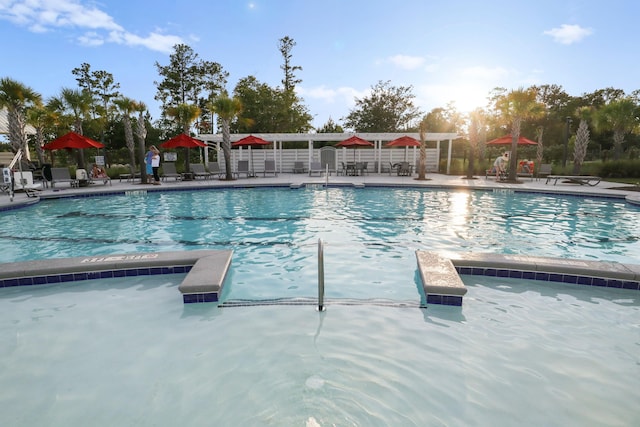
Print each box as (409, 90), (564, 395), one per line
(308, 161), (324, 176)
(208, 162), (224, 178)
(236, 160), (252, 178)
(89, 164), (112, 186)
(51, 167), (79, 188)
(190, 163), (212, 179)
(536, 163), (552, 181)
(161, 163), (182, 181)
(119, 165), (140, 182)
(263, 160), (278, 177)
(293, 161), (306, 174)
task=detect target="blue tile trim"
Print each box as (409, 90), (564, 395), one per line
(456, 266), (640, 292)
(426, 294), (463, 306)
(183, 292), (219, 303)
(0, 265), (192, 289)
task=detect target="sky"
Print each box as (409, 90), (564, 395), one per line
(1, 0), (639, 131)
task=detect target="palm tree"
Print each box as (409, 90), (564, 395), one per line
(133, 101), (148, 183)
(114, 97), (137, 168)
(165, 103), (201, 171)
(210, 95), (243, 180)
(0, 77), (42, 158)
(466, 108), (487, 179)
(535, 126), (544, 177)
(51, 88), (93, 168)
(595, 97), (639, 160)
(26, 104), (59, 165)
(494, 87), (544, 181)
(573, 107), (593, 174)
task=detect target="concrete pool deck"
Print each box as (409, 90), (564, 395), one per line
(1, 171), (639, 305)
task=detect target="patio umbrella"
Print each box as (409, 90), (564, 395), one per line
(232, 135), (271, 173)
(486, 134), (538, 146)
(42, 131), (104, 150)
(384, 135), (420, 160)
(336, 135), (373, 161)
(160, 133), (207, 172)
(160, 133), (206, 148)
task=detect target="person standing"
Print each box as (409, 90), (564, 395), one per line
(144, 146), (155, 184)
(151, 146), (161, 185)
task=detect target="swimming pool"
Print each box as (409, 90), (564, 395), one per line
(1, 187), (639, 303)
(1, 187), (639, 425)
(0, 273), (637, 426)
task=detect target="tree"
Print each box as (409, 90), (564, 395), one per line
(494, 87), (545, 181)
(278, 36), (302, 92)
(26, 103), (59, 164)
(134, 102), (149, 183)
(466, 108), (487, 179)
(343, 80), (422, 132)
(155, 44), (227, 131)
(0, 77), (42, 156)
(210, 95), (243, 180)
(231, 75), (311, 133)
(573, 107), (592, 174)
(165, 103), (201, 171)
(595, 97), (639, 160)
(49, 87), (93, 168)
(114, 97), (137, 168)
(316, 117), (343, 133)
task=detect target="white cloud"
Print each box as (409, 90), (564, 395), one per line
(77, 31), (104, 47)
(543, 24), (593, 45)
(297, 85), (365, 106)
(387, 54), (426, 70)
(0, 0), (182, 53)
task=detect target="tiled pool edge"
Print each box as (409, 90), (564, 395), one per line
(0, 250), (233, 303)
(417, 251), (640, 307)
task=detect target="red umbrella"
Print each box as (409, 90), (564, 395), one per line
(336, 135), (374, 148)
(232, 135), (271, 173)
(231, 135), (271, 147)
(384, 136), (421, 147)
(384, 136), (420, 161)
(160, 133), (207, 148)
(486, 134), (537, 146)
(336, 135), (373, 161)
(42, 131), (104, 150)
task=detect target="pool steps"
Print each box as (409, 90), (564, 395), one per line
(2, 250), (638, 306)
(0, 250), (233, 304)
(178, 251), (233, 303)
(416, 251), (640, 306)
(416, 251), (467, 306)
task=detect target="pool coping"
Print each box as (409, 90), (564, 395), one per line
(417, 251), (640, 306)
(0, 250), (233, 304)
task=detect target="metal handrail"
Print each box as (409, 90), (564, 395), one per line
(317, 238), (325, 311)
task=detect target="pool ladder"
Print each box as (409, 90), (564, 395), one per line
(317, 238), (326, 311)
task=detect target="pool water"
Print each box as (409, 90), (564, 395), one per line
(0, 274), (638, 426)
(1, 187), (639, 304)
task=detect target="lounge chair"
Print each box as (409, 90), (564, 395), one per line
(293, 161), (306, 174)
(208, 162), (224, 178)
(161, 163), (182, 181)
(190, 163), (212, 179)
(12, 170), (42, 197)
(236, 160), (252, 178)
(309, 161), (324, 176)
(536, 163), (552, 181)
(119, 165), (140, 182)
(51, 167), (79, 188)
(89, 165), (112, 186)
(545, 175), (602, 186)
(263, 160), (278, 177)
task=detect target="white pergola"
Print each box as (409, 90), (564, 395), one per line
(199, 132), (460, 174)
